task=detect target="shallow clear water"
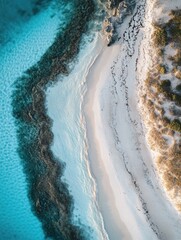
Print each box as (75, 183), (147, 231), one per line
(46, 32), (107, 240)
(0, 0), (106, 239)
(0, 1), (69, 238)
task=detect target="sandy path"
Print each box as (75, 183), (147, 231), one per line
(84, 0), (181, 239)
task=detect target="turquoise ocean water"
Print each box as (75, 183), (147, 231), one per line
(0, 0), (107, 239)
(0, 0), (73, 239)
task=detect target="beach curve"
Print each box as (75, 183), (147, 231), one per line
(84, 0), (181, 239)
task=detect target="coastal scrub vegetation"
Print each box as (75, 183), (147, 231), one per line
(169, 50), (181, 66)
(176, 84), (181, 92)
(142, 9), (181, 211)
(153, 10), (181, 48)
(162, 117), (181, 133)
(169, 119), (181, 132)
(152, 24), (167, 47)
(160, 79), (171, 89)
(156, 64), (166, 74)
(168, 10), (181, 45)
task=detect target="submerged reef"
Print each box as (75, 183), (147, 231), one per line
(141, 9), (181, 211)
(12, 0), (96, 239)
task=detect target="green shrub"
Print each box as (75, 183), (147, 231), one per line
(156, 80), (171, 97)
(160, 80), (171, 89)
(168, 10), (181, 45)
(164, 91), (173, 100)
(169, 26), (181, 45)
(169, 119), (181, 132)
(163, 117), (171, 125)
(176, 84), (181, 91)
(171, 93), (181, 105)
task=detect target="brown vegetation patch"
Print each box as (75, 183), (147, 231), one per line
(152, 24), (167, 47)
(148, 127), (168, 151)
(156, 64), (167, 74)
(142, 9), (181, 211)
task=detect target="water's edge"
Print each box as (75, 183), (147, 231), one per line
(11, 1), (97, 239)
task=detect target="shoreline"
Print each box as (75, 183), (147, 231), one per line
(46, 32), (108, 239)
(84, 41), (133, 240)
(83, 0), (181, 239)
(11, 0), (98, 239)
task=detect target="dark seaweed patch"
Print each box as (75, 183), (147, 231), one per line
(12, 0), (96, 239)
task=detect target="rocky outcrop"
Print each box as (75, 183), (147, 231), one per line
(103, 0), (136, 45)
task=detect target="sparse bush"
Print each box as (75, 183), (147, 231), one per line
(160, 79), (171, 89)
(176, 84), (181, 91)
(163, 117), (171, 125)
(169, 119), (181, 132)
(156, 64), (166, 74)
(171, 50), (181, 66)
(168, 10), (181, 45)
(171, 93), (181, 105)
(169, 106), (181, 116)
(156, 80), (181, 105)
(169, 26), (181, 44)
(156, 48), (164, 58)
(145, 76), (157, 87)
(147, 99), (154, 108)
(169, 10), (181, 21)
(153, 24), (167, 47)
(175, 51), (181, 65)
(156, 81), (171, 97)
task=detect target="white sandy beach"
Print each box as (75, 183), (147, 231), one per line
(84, 0), (181, 239)
(46, 0), (181, 239)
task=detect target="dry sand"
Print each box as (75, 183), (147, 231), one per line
(84, 0), (181, 239)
